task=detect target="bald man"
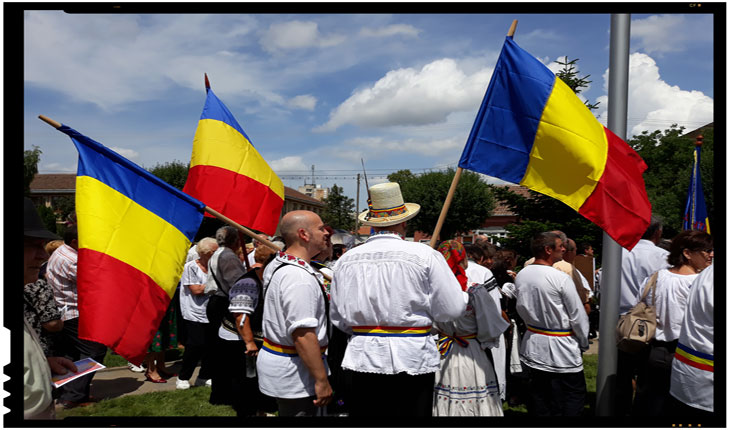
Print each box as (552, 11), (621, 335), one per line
(256, 211), (333, 416)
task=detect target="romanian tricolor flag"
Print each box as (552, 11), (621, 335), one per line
(459, 37), (651, 250)
(59, 125), (205, 365)
(183, 76), (285, 236)
(682, 142), (710, 233)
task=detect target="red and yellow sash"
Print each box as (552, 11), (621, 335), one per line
(262, 338), (327, 357)
(352, 325), (431, 337)
(438, 333), (477, 357)
(527, 324), (573, 337)
(675, 342), (713, 372)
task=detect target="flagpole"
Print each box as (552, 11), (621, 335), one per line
(596, 13), (631, 416)
(428, 19), (518, 249)
(38, 114), (283, 254)
(204, 206), (282, 252)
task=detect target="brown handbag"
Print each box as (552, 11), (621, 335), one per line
(615, 272), (658, 354)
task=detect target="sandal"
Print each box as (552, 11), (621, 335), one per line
(144, 374), (167, 384)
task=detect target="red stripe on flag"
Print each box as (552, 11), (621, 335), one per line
(184, 164), (284, 236)
(76, 248), (171, 365)
(578, 127), (651, 250)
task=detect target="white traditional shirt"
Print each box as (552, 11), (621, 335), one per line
(620, 239), (670, 314)
(636, 269), (698, 342)
(670, 265), (713, 412)
(330, 232), (467, 375)
(256, 252), (329, 399)
(515, 264), (589, 373)
(45, 243), (78, 321)
(180, 259), (210, 323)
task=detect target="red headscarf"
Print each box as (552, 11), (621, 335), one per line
(438, 240), (468, 291)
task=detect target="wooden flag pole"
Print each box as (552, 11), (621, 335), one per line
(37, 114), (283, 254)
(428, 19), (517, 249)
(204, 206), (282, 252)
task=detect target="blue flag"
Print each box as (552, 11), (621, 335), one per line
(683, 144), (710, 233)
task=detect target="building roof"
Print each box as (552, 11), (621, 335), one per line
(491, 185), (531, 216)
(30, 173), (324, 207)
(284, 186), (325, 207)
(29, 173), (77, 192)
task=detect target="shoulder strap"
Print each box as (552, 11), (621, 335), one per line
(639, 271), (659, 306)
(264, 262), (331, 340)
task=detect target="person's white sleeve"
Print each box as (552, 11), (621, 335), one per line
(429, 250), (468, 322)
(562, 276), (589, 351)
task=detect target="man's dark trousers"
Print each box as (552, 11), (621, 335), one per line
(57, 318), (108, 403)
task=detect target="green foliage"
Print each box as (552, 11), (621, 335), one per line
(629, 125), (713, 238)
(388, 168), (495, 241)
(321, 184), (355, 230)
(147, 160), (190, 191)
(24, 146), (42, 196)
(54, 196), (76, 221)
(554, 57), (600, 111)
(491, 186), (603, 266)
(35, 203), (58, 234)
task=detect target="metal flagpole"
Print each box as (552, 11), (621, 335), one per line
(596, 13), (631, 416)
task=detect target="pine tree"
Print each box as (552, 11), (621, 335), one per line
(321, 184), (355, 230)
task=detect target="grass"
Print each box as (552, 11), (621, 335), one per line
(102, 348), (184, 368)
(58, 354), (599, 418)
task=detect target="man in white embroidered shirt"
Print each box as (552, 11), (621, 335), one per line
(330, 182), (467, 417)
(515, 231), (589, 416)
(256, 210), (332, 416)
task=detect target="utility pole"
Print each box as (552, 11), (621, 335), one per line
(354, 173), (360, 234)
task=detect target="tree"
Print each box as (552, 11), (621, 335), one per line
(36, 203), (58, 234)
(555, 56), (600, 111)
(147, 160), (190, 191)
(388, 168), (495, 241)
(24, 146), (42, 196)
(491, 186), (603, 265)
(54, 196), (76, 222)
(628, 125), (713, 238)
(321, 184), (355, 230)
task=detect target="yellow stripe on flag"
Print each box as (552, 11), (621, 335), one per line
(189, 118), (285, 200)
(520, 78), (608, 211)
(76, 176), (191, 298)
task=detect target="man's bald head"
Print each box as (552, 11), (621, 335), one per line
(281, 211), (314, 246)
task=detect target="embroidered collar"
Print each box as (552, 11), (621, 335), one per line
(274, 251), (324, 283)
(368, 230), (404, 240)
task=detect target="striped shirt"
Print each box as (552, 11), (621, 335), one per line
(45, 243), (78, 321)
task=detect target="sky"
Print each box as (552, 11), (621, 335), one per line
(20, 5), (717, 213)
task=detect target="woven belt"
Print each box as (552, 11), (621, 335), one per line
(526, 324), (573, 337)
(351, 325), (431, 337)
(437, 333), (477, 357)
(675, 342), (714, 372)
(262, 338), (327, 357)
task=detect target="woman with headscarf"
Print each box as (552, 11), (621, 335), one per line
(432, 240), (508, 416)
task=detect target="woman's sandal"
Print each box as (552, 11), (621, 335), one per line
(144, 373), (167, 383)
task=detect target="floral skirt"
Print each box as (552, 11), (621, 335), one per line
(148, 302), (179, 353)
(433, 341), (503, 416)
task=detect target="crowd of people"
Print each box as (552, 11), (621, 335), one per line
(22, 179), (714, 419)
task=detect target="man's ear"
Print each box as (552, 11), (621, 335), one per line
(297, 227), (310, 243)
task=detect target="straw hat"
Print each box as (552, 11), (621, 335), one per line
(358, 182), (420, 227)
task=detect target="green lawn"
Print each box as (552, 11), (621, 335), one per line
(59, 354), (598, 418)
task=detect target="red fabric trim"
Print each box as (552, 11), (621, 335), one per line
(183, 164), (284, 236)
(76, 249), (170, 365)
(578, 127), (651, 250)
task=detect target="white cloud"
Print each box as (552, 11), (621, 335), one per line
(288, 94), (317, 111)
(359, 24), (421, 38)
(315, 58), (492, 132)
(631, 14), (694, 55)
(270, 155), (307, 173)
(110, 146), (140, 160)
(325, 135), (464, 163)
(595, 53), (713, 137)
(41, 162), (76, 173)
(259, 20), (345, 53)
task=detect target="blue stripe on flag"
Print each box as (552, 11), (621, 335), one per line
(199, 88), (252, 144)
(59, 125), (205, 240)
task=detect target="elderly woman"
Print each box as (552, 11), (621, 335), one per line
(633, 230), (713, 415)
(432, 240), (508, 416)
(175, 237), (219, 389)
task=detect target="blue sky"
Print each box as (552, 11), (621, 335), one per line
(22, 7), (716, 212)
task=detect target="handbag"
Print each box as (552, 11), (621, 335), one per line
(615, 272), (658, 354)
